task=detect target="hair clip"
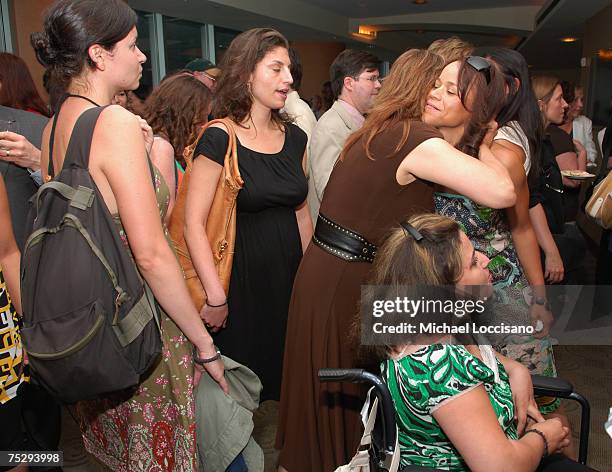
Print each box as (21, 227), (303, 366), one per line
(400, 221), (424, 242)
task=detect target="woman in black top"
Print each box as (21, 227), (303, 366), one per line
(185, 28), (312, 401)
(531, 76), (587, 285)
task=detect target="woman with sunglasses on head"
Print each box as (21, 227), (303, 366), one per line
(31, 1), (226, 469)
(429, 56), (563, 409)
(277, 50), (516, 472)
(371, 214), (593, 472)
(481, 48), (565, 285)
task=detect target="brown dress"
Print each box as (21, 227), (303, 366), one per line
(276, 121), (442, 471)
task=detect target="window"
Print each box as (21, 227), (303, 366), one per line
(0, 0), (13, 53)
(588, 56), (612, 126)
(134, 10), (154, 99)
(214, 26), (241, 65)
(163, 16), (203, 75)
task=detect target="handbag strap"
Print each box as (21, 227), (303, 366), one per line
(182, 118), (243, 188)
(354, 388), (400, 472)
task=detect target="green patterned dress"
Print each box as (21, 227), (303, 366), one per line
(75, 165), (197, 472)
(383, 344), (517, 471)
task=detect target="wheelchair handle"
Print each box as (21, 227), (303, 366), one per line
(319, 368), (397, 456)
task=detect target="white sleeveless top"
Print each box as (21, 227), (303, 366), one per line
(494, 121), (531, 175)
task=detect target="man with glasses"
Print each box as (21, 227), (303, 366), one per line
(184, 58), (220, 92)
(307, 49), (381, 221)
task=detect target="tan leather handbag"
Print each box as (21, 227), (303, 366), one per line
(585, 171), (612, 229)
(168, 118), (243, 311)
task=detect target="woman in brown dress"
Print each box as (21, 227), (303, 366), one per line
(276, 49), (517, 472)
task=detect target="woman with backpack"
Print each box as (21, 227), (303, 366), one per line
(30, 1), (225, 470)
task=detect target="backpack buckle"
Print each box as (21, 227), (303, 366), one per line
(70, 186), (95, 210)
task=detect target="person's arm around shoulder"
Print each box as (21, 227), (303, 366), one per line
(184, 123), (229, 333)
(0, 175), (22, 314)
(149, 137), (177, 223)
(399, 136), (516, 209)
(94, 106), (226, 391)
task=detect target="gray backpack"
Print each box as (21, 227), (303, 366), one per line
(20, 101), (161, 403)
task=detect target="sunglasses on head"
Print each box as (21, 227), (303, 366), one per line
(466, 56), (491, 85)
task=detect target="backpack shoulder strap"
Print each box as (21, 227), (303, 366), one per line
(48, 94), (102, 178)
(63, 106), (110, 171)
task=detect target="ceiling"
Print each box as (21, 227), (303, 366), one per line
(307, 0), (543, 18)
(129, 0), (612, 70)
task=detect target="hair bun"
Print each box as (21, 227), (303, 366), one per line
(30, 32), (55, 66)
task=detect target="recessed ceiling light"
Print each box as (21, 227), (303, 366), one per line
(560, 37), (577, 43)
(598, 49), (612, 60)
(358, 26), (377, 38)
(413, 0), (428, 4)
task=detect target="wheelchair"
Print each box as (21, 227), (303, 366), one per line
(319, 368), (590, 472)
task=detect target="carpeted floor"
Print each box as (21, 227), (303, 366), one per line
(60, 350), (611, 472)
(253, 350), (612, 472)
(554, 345), (612, 472)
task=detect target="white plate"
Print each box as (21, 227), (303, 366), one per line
(561, 170), (596, 180)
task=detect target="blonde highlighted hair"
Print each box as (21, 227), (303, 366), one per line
(427, 36), (474, 65)
(340, 49), (444, 161)
(531, 75), (560, 103)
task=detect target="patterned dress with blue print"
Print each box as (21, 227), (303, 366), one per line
(434, 192), (560, 414)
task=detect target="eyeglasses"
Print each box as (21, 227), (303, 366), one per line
(466, 56), (491, 85)
(354, 74), (381, 83)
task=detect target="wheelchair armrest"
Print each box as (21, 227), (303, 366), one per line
(531, 374), (574, 398)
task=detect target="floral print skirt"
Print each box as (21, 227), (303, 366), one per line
(75, 310), (197, 472)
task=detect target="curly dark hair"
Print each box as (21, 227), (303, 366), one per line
(143, 74), (212, 164)
(212, 28), (290, 129)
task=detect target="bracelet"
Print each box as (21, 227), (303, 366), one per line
(524, 429), (549, 458)
(530, 295), (551, 311)
(205, 300), (228, 308)
(193, 346), (222, 365)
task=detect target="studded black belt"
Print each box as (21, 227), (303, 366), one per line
(312, 214), (377, 263)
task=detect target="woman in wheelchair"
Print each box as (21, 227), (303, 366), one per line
(366, 214), (593, 471)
